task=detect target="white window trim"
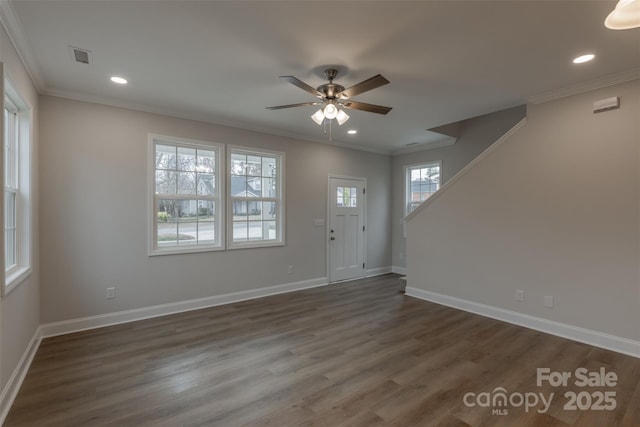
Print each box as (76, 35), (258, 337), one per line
(147, 134), (225, 256)
(3, 79), (32, 295)
(227, 145), (285, 250)
(404, 160), (442, 217)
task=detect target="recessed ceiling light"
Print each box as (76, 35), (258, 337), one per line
(573, 54), (595, 64)
(347, 129), (357, 135)
(110, 76), (128, 85)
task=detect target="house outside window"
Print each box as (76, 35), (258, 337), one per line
(406, 161), (441, 215)
(4, 80), (32, 294)
(149, 135), (224, 255)
(228, 146), (284, 249)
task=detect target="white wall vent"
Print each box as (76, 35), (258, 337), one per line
(593, 96), (620, 113)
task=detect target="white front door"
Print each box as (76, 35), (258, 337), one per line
(329, 177), (365, 282)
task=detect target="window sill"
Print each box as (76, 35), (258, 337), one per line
(228, 241), (285, 250)
(4, 266), (32, 296)
(148, 244), (225, 257)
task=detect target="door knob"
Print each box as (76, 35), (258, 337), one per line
(330, 237), (335, 240)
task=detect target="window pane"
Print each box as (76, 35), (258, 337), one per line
(261, 178), (275, 197)
(231, 176), (248, 197)
(233, 221), (248, 242)
(196, 149), (215, 173)
(247, 220), (262, 240)
(249, 201), (262, 218)
(177, 171), (196, 195)
(263, 221), (276, 240)
(264, 201), (276, 220)
(155, 170), (177, 194)
(5, 229), (15, 267)
(231, 153), (246, 176)
(155, 144), (176, 170)
(233, 200), (248, 220)
(197, 173), (214, 196)
(198, 200), (215, 243)
(407, 163), (441, 214)
(5, 191), (16, 229)
(246, 177), (260, 198)
(246, 155), (262, 177)
(262, 157), (276, 177)
(5, 191), (16, 268)
(177, 146), (196, 171)
(157, 199), (178, 247)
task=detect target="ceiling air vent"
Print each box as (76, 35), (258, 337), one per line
(70, 46), (90, 64)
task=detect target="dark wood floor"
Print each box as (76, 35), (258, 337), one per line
(5, 274), (640, 426)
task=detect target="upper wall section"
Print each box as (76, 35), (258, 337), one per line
(406, 79), (640, 342)
(38, 95), (392, 323)
(391, 105), (527, 269)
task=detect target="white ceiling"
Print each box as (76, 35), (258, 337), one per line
(3, 0), (639, 153)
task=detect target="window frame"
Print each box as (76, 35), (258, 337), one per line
(3, 79), (32, 295)
(227, 145), (285, 250)
(405, 161), (442, 216)
(148, 134), (225, 256)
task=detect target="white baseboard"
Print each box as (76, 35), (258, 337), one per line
(0, 327), (41, 425)
(406, 287), (640, 359)
(41, 277), (328, 338)
(365, 266), (392, 277)
(391, 266), (406, 275)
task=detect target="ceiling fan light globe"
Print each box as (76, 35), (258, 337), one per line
(323, 104), (338, 119)
(311, 109), (325, 125)
(336, 110), (350, 125)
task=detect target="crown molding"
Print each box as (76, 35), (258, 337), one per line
(527, 68), (640, 104)
(0, 0), (45, 92)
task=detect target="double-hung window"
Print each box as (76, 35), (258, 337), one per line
(4, 81), (32, 294)
(150, 135), (224, 255)
(228, 146), (284, 248)
(149, 138), (284, 254)
(406, 161), (441, 215)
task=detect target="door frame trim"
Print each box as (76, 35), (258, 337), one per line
(326, 174), (367, 283)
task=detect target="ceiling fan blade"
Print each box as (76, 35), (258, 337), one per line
(266, 102), (323, 110)
(280, 76), (323, 98)
(341, 101), (392, 115)
(337, 74), (390, 99)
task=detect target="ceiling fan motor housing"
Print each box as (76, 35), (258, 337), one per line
(318, 83), (345, 99)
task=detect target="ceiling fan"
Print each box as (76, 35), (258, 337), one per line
(266, 68), (392, 126)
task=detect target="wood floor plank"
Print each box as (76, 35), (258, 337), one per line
(4, 274), (639, 426)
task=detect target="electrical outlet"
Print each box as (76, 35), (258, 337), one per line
(516, 289), (525, 301)
(544, 295), (554, 308)
(287, 265), (294, 274)
(106, 287), (116, 299)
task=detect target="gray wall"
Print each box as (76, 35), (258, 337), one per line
(391, 106), (526, 270)
(0, 26), (40, 392)
(39, 96), (392, 323)
(407, 80), (640, 341)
